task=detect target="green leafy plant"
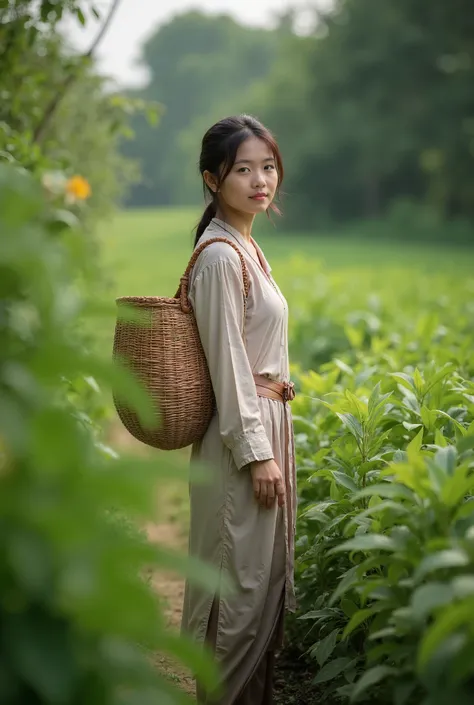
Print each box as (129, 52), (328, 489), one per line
(0, 163), (221, 704)
(288, 268), (474, 704)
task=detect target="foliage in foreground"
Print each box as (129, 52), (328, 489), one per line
(0, 0), (158, 219)
(289, 267), (474, 704)
(0, 164), (219, 704)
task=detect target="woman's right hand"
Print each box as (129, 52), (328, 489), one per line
(250, 459), (285, 509)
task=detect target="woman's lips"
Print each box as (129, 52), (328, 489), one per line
(250, 193), (267, 201)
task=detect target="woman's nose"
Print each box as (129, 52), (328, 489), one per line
(253, 171), (266, 188)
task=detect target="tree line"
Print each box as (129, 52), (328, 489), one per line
(122, 1), (474, 238)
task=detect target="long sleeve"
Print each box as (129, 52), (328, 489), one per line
(189, 256), (274, 470)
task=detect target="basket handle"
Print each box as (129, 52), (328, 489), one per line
(177, 237), (250, 314)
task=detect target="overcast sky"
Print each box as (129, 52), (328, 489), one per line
(65, 0), (318, 87)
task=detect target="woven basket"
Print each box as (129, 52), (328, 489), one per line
(112, 237), (249, 450)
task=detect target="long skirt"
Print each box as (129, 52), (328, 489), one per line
(195, 508), (286, 705)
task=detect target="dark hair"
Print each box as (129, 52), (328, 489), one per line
(194, 114), (284, 245)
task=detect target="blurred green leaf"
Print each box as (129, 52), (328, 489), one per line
(311, 628), (340, 667)
(350, 665), (398, 702)
(330, 534), (397, 554)
(313, 657), (356, 685)
(352, 483), (414, 502)
(418, 599), (474, 671)
(342, 608), (377, 639)
(410, 583), (454, 620)
(414, 550), (470, 583)
(6, 610), (77, 702)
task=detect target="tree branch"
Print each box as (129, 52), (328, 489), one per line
(33, 0), (123, 145)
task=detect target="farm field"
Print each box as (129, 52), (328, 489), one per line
(97, 207), (473, 300)
(97, 207), (474, 704)
(93, 207), (474, 360)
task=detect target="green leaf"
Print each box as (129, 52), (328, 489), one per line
(414, 550), (470, 583)
(312, 657), (354, 685)
(342, 608), (376, 639)
(435, 429), (448, 447)
(346, 501), (409, 534)
(418, 598), (474, 670)
(368, 627), (396, 641)
(366, 641), (398, 664)
(353, 483), (414, 502)
(407, 427), (424, 454)
(457, 435), (474, 454)
(336, 412), (364, 443)
(330, 480), (342, 501)
(403, 421), (423, 431)
(436, 410), (467, 436)
(329, 534), (397, 555)
(331, 471), (359, 493)
(421, 405), (437, 432)
(413, 368), (425, 395)
(158, 630), (220, 693)
(89, 357), (155, 428)
(423, 363), (455, 396)
(345, 390), (368, 418)
(434, 445), (458, 474)
(75, 7), (86, 25)
(6, 611), (77, 702)
(341, 600), (359, 618)
(350, 665), (397, 702)
(153, 547), (233, 596)
(298, 609), (338, 621)
(451, 576), (474, 598)
(411, 582), (454, 620)
(50, 208), (80, 231)
(394, 681), (417, 705)
(7, 531), (53, 597)
(440, 465), (472, 507)
(334, 359), (354, 376)
(388, 562), (408, 583)
(312, 628), (340, 667)
(304, 509), (330, 523)
(455, 498), (474, 521)
(329, 566), (360, 605)
(390, 372), (415, 392)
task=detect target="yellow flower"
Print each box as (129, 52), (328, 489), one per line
(66, 175), (91, 200)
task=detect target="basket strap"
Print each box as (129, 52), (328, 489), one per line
(177, 237), (250, 314)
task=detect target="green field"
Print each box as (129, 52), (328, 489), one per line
(98, 207), (474, 300)
(94, 207), (473, 362)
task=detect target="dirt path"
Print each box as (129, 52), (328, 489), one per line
(147, 520), (196, 697)
(108, 422), (195, 696)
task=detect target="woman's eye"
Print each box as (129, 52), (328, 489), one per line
(265, 164), (275, 171)
(237, 167), (250, 173)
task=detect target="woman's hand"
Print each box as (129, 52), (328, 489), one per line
(250, 459), (285, 509)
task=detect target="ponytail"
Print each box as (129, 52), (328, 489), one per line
(194, 201), (216, 246)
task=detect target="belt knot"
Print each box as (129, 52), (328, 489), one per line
(283, 381), (296, 403)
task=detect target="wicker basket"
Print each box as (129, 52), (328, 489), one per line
(112, 237), (249, 450)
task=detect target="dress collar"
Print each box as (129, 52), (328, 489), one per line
(211, 218), (272, 275)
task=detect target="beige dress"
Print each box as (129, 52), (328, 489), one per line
(181, 218), (296, 704)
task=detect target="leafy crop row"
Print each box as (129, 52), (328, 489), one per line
(289, 269), (474, 705)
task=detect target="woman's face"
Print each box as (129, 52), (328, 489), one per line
(207, 136), (279, 215)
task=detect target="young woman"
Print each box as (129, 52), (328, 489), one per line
(181, 115), (296, 705)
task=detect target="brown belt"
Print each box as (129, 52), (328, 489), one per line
(253, 374), (296, 404)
